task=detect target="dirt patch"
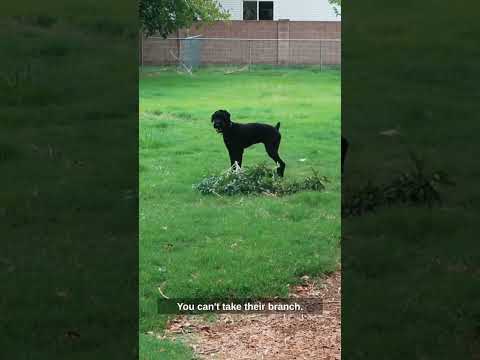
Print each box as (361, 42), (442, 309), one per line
(165, 271), (341, 360)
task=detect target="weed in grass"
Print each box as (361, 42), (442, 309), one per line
(342, 154), (455, 217)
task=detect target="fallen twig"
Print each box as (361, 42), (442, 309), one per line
(224, 65), (249, 75)
(158, 286), (170, 299)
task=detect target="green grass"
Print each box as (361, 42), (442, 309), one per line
(140, 335), (194, 360)
(342, 2), (480, 358)
(1, 17), (138, 358)
(139, 67), (340, 357)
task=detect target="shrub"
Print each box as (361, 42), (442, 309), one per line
(194, 163), (328, 196)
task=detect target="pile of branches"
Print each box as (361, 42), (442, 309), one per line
(342, 155), (454, 217)
(194, 163), (328, 196)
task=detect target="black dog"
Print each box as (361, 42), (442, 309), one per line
(211, 110), (286, 177)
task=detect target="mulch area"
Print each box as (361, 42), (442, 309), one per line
(163, 271), (341, 360)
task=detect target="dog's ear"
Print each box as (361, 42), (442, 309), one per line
(211, 110), (221, 122)
(220, 110), (231, 123)
(212, 110), (231, 122)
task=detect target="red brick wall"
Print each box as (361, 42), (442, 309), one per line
(289, 21), (341, 39)
(180, 21), (278, 39)
(142, 21), (341, 66)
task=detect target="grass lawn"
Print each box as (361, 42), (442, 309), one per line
(139, 67), (341, 358)
(342, 2), (480, 358)
(1, 17), (138, 358)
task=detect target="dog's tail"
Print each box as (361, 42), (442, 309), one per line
(275, 122), (281, 130)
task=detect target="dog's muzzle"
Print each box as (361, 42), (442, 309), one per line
(213, 123), (223, 133)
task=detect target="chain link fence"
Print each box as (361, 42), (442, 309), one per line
(141, 36), (341, 71)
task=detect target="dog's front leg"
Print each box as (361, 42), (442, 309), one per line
(227, 146), (243, 168)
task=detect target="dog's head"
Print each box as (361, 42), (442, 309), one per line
(211, 110), (231, 134)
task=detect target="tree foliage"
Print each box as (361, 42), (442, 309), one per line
(328, 0), (341, 16)
(139, 0), (230, 38)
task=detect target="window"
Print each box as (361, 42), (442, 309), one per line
(243, 1), (257, 20)
(243, 1), (274, 21)
(259, 2), (273, 20)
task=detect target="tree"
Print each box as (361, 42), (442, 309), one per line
(328, 0), (341, 16)
(139, 0), (230, 38)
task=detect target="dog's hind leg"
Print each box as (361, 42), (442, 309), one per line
(265, 140), (286, 177)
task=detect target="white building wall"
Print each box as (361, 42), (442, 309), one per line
(275, 0), (339, 21)
(217, 0), (340, 21)
(218, 0), (243, 20)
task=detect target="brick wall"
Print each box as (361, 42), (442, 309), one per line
(141, 21), (341, 66)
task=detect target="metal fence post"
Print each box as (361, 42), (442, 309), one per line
(320, 40), (323, 71)
(288, 38), (290, 69)
(249, 40), (252, 70)
(140, 32), (144, 70)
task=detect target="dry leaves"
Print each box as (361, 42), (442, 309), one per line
(165, 271), (341, 359)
